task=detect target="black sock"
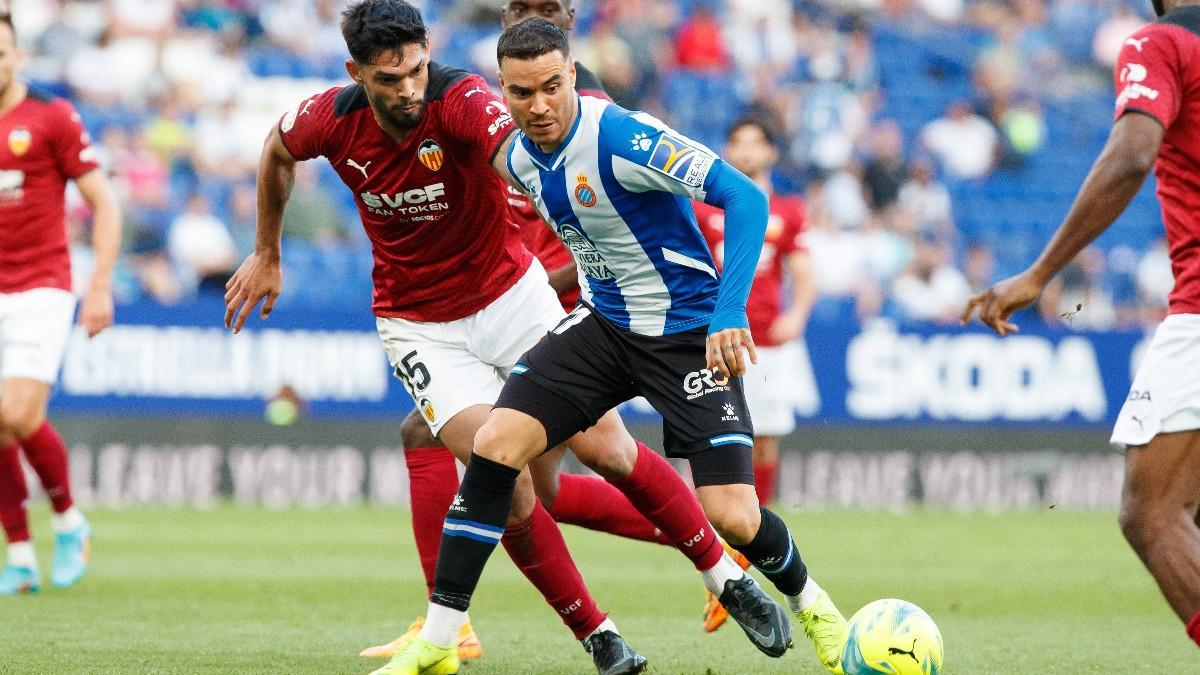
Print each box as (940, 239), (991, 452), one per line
(731, 507), (808, 597)
(430, 453), (520, 611)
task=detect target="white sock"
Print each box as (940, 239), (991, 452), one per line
(788, 576), (823, 614)
(584, 617), (619, 641)
(51, 507), (84, 533)
(700, 552), (747, 596)
(420, 603), (466, 647)
(7, 541), (36, 569)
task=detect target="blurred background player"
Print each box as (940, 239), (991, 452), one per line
(0, 11), (120, 595)
(963, 0), (1200, 651)
(695, 118), (816, 507)
(692, 116), (816, 632)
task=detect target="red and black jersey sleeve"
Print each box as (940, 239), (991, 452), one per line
(50, 99), (99, 179)
(278, 87), (341, 161)
(439, 74), (515, 162)
(1113, 25), (1185, 128)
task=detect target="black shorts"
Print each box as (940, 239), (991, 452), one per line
(495, 305), (755, 485)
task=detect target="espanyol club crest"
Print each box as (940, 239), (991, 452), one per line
(417, 139), (443, 172)
(574, 173), (597, 207)
(8, 127), (31, 156)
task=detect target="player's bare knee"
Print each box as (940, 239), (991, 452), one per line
(473, 418), (539, 469)
(709, 503), (761, 546)
(0, 397), (42, 439)
(400, 411), (438, 450)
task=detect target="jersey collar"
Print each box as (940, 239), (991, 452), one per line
(520, 94), (582, 173)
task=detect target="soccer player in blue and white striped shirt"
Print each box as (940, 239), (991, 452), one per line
(377, 18), (849, 675)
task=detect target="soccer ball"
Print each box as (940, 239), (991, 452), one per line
(840, 598), (944, 675)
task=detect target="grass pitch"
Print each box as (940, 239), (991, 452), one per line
(0, 506), (1191, 673)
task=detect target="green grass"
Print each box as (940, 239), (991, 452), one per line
(0, 507), (1192, 673)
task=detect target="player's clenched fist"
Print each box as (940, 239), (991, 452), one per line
(706, 327), (758, 379)
(960, 270), (1045, 337)
(224, 252), (282, 334)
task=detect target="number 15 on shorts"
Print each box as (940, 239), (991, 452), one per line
(395, 349), (431, 394)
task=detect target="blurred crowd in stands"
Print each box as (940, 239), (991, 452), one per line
(19, 0), (1170, 330)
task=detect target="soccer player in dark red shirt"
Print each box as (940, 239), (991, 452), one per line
(226, 3), (746, 672)
(963, 0), (1200, 649)
(0, 13), (122, 595)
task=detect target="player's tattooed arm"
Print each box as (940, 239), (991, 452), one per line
(225, 124), (298, 333)
(74, 169), (121, 337)
(963, 112), (1164, 336)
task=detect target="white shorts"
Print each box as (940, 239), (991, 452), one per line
(1111, 314), (1200, 446)
(744, 343), (799, 437)
(376, 260), (566, 436)
(0, 288), (77, 383)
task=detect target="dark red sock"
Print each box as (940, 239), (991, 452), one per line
(754, 460), (779, 506)
(609, 442), (723, 571)
(551, 473), (672, 545)
(0, 443), (30, 543)
(405, 447), (460, 595)
(19, 422), (73, 513)
(502, 501), (607, 640)
(1188, 610), (1200, 648)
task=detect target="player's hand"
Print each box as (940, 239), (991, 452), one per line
(706, 327), (758, 379)
(960, 270), (1045, 336)
(768, 310), (807, 345)
(78, 284), (114, 337)
(224, 252), (282, 334)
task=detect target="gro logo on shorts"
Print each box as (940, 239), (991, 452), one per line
(683, 368), (730, 400)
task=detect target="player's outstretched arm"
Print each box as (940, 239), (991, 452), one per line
(225, 125), (298, 333)
(74, 169), (122, 337)
(962, 112), (1164, 336)
(703, 162), (769, 378)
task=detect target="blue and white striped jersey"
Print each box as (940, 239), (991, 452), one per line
(507, 95), (727, 336)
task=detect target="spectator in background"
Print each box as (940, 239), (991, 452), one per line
(673, 4), (730, 71)
(920, 100), (998, 179)
(192, 99), (261, 179)
(1038, 247), (1116, 330)
(281, 163), (344, 246)
(891, 236), (972, 324)
(1136, 238), (1173, 322)
(964, 242), (996, 292)
(1093, 4), (1146, 70)
(167, 194), (237, 296)
(724, 0), (796, 76)
(898, 157), (954, 237)
(863, 120), (908, 211)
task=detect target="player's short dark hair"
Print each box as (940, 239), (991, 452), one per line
(727, 117), (780, 148)
(341, 0), (427, 65)
(497, 17), (570, 63)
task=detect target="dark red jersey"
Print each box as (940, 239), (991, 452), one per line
(505, 61), (609, 311)
(693, 194), (807, 347)
(0, 91), (99, 293)
(280, 63), (531, 321)
(1114, 8), (1200, 314)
